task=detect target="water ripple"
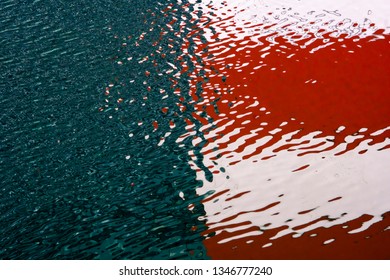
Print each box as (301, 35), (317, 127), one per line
(1, 0), (210, 259)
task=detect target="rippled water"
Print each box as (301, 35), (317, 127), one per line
(1, 0), (389, 259)
(188, 0), (390, 259)
(1, 0), (209, 259)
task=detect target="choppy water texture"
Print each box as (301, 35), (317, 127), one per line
(1, 0), (389, 259)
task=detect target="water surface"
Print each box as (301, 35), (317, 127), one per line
(1, 0), (389, 259)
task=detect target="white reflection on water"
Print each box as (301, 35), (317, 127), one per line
(197, 132), (390, 243)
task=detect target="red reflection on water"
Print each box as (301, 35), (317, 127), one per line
(182, 4), (390, 259)
(189, 30), (390, 159)
(204, 212), (390, 259)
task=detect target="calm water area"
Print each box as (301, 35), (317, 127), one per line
(1, 0), (389, 259)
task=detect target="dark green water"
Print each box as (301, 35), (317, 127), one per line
(0, 0), (212, 259)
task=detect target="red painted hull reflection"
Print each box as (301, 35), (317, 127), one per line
(187, 25), (390, 159)
(204, 212), (390, 260)
(182, 2), (390, 259)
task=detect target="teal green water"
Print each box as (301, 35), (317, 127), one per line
(0, 0), (212, 259)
